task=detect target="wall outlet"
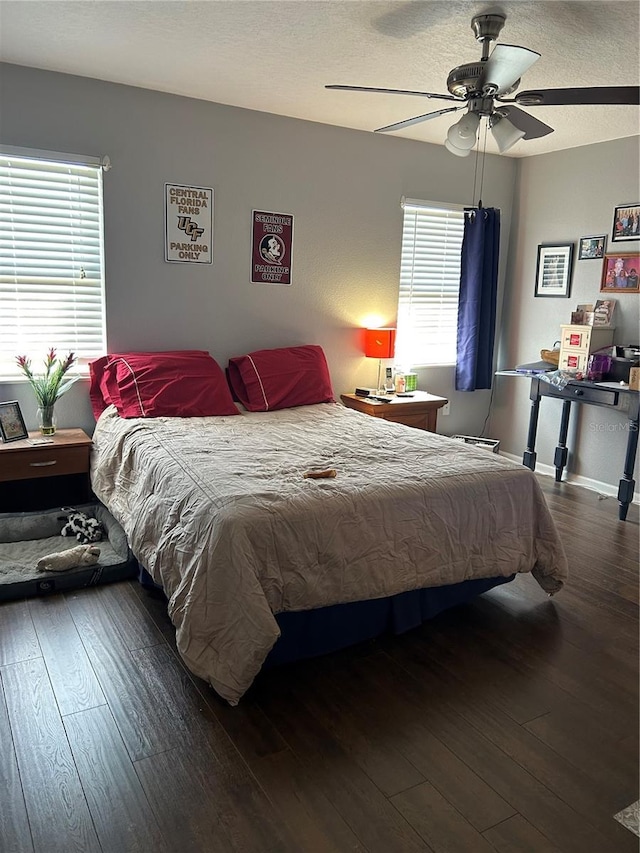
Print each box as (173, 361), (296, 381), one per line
(441, 402), (451, 416)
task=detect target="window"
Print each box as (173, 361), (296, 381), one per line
(395, 198), (464, 367)
(0, 150), (106, 377)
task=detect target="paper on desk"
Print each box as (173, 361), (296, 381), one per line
(593, 381), (630, 389)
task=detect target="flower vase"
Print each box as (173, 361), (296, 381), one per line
(37, 405), (57, 436)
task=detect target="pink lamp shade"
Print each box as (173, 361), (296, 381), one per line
(364, 328), (396, 359)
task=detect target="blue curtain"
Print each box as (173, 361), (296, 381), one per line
(455, 207), (500, 391)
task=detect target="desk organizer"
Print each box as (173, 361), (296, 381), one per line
(0, 502), (137, 601)
(558, 324), (615, 373)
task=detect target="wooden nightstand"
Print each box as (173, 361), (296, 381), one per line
(0, 428), (92, 512)
(340, 391), (448, 433)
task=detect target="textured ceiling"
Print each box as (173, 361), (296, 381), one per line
(0, 0), (639, 158)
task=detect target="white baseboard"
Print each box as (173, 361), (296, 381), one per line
(501, 452), (640, 505)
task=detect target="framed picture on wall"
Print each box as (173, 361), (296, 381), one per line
(611, 204), (640, 242)
(534, 243), (574, 298)
(578, 235), (606, 260)
(600, 253), (640, 293)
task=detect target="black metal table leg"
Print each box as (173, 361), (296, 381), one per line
(523, 382), (540, 470)
(617, 406), (639, 521)
(553, 400), (572, 482)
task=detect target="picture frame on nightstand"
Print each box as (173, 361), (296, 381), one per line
(0, 400), (28, 443)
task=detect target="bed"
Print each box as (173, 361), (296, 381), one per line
(89, 350), (567, 705)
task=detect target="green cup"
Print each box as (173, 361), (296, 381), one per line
(405, 372), (417, 392)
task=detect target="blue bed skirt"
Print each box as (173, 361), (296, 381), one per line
(139, 567), (514, 668)
(264, 574), (514, 666)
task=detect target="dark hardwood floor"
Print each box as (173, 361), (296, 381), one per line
(1, 476), (638, 852)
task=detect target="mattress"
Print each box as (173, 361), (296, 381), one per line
(90, 403), (567, 704)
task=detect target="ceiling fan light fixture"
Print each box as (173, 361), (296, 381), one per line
(450, 111), (480, 140)
(490, 115), (525, 153)
(444, 137), (472, 157)
(445, 111), (480, 154)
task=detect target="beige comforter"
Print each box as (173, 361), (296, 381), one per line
(91, 403), (567, 704)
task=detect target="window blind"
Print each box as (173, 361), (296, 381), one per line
(0, 153), (106, 376)
(395, 200), (464, 367)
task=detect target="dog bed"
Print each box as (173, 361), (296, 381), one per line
(0, 502), (137, 601)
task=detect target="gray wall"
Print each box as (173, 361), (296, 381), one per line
(491, 135), (640, 491)
(0, 63), (517, 436)
(1, 65), (637, 496)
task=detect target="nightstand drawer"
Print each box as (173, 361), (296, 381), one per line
(1, 445), (90, 482)
(383, 411), (431, 431)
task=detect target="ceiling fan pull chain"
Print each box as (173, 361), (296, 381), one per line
(478, 119), (489, 203)
(471, 142), (481, 207)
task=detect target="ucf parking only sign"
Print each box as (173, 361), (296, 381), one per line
(165, 184), (213, 264)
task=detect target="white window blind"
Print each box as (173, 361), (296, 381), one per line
(395, 199), (464, 367)
(0, 152), (106, 377)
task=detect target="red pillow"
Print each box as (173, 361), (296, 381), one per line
(89, 356), (112, 419)
(90, 351), (206, 419)
(90, 351), (239, 419)
(227, 345), (334, 412)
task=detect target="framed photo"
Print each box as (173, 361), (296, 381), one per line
(534, 243), (574, 298)
(611, 204), (640, 242)
(600, 253), (640, 293)
(0, 401), (28, 443)
(578, 235), (606, 260)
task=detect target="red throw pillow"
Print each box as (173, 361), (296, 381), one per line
(91, 351), (239, 418)
(89, 356), (112, 419)
(227, 345), (334, 412)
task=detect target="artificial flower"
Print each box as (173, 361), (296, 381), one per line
(16, 349), (78, 407)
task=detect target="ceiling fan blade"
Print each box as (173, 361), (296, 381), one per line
(375, 106), (465, 134)
(480, 44), (541, 95)
(325, 85), (459, 102)
(497, 106), (554, 139)
(512, 86), (640, 106)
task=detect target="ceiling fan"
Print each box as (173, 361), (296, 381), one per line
(326, 13), (639, 155)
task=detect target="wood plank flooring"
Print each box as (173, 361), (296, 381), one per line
(0, 476), (637, 852)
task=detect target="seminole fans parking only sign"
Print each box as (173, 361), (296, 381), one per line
(165, 183), (213, 264)
(251, 210), (294, 285)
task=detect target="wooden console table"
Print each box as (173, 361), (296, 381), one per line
(522, 376), (639, 521)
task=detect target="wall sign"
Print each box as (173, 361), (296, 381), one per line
(251, 210), (293, 285)
(165, 183), (213, 264)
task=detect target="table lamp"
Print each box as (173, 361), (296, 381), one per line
(364, 328), (396, 394)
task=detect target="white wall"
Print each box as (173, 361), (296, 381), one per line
(491, 135), (640, 492)
(0, 63), (517, 436)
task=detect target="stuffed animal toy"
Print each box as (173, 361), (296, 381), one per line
(59, 507), (103, 543)
(37, 544), (101, 573)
